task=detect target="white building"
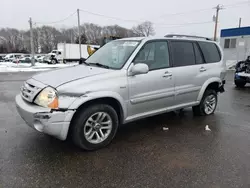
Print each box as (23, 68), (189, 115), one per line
(220, 26), (250, 68)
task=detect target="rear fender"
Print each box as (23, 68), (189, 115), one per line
(197, 78), (222, 102)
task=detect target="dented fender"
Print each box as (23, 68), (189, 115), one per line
(67, 91), (128, 121)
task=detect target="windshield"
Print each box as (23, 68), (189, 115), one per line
(85, 40), (140, 69)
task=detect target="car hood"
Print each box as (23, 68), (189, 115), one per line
(32, 65), (112, 88)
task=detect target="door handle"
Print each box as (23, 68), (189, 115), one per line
(163, 71), (172, 78)
(200, 67), (206, 72)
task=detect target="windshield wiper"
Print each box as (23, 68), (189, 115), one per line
(88, 63), (110, 69)
(79, 58), (90, 66)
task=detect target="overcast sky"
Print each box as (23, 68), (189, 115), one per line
(1, 0), (250, 37)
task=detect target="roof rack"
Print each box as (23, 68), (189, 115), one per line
(165, 34), (211, 41)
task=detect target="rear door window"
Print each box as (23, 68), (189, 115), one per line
(193, 43), (205, 64)
(198, 42), (221, 63)
(171, 41), (195, 67)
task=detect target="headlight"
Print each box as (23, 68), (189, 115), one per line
(34, 87), (59, 109)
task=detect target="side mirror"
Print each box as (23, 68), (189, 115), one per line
(130, 63), (149, 76)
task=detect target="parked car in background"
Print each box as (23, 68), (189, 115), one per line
(234, 56), (250, 87)
(36, 55), (45, 63)
(0, 55), (5, 62)
(35, 55), (41, 60)
(4, 53), (23, 62)
(21, 54), (31, 58)
(16, 35), (226, 150)
(18, 57), (32, 63)
(12, 54), (46, 64)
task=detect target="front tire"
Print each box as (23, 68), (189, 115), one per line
(71, 104), (119, 150)
(193, 89), (218, 116)
(235, 79), (246, 88)
(51, 59), (57, 64)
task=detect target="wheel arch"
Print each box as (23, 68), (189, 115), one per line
(197, 78), (221, 101)
(69, 92), (127, 125)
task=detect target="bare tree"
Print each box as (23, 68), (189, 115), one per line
(83, 23), (102, 44)
(132, 21), (155, 37)
(102, 25), (137, 38)
(60, 28), (78, 43)
(0, 28), (26, 52)
(37, 26), (62, 53)
(75, 33), (87, 44)
(0, 22), (151, 53)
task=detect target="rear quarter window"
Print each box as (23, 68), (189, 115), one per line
(198, 42), (221, 63)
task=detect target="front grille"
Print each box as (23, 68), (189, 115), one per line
(21, 81), (42, 102)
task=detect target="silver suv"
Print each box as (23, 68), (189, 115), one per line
(16, 35), (226, 150)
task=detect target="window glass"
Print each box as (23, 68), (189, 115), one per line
(224, 38), (236, 49)
(198, 42), (221, 63)
(86, 40), (140, 69)
(224, 39), (230, 48)
(171, 41), (195, 67)
(230, 39), (236, 48)
(133, 41), (170, 70)
(193, 43), (204, 64)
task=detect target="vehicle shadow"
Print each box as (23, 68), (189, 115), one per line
(20, 108), (220, 156)
(14, 108), (222, 184)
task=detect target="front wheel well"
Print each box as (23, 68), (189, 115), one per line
(69, 97), (124, 131)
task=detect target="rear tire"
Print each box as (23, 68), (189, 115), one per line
(71, 104), (119, 150)
(193, 89), (218, 116)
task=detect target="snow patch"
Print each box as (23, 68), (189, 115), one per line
(0, 62), (77, 72)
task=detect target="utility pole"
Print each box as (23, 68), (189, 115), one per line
(77, 9), (82, 60)
(29, 17), (35, 66)
(213, 4), (223, 41)
(239, 18), (242, 28)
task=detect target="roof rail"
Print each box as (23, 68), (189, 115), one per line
(165, 34), (211, 41)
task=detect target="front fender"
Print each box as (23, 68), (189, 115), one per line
(68, 91), (127, 120)
(197, 77), (222, 101)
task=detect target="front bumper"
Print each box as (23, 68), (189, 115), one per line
(235, 72), (250, 82)
(15, 94), (74, 140)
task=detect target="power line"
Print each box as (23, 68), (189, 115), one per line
(155, 21), (213, 28)
(79, 9), (143, 23)
(79, 8), (213, 27)
(32, 1), (249, 28)
(156, 0), (249, 19)
(155, 8), (213, 19)
(224, 0), (250, 8)
(35, 11), (77, 25)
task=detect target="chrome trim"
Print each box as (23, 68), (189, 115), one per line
(175, 86), (201, 96)
(20, 79), (46, 103)
(130, 92), (175, 104)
